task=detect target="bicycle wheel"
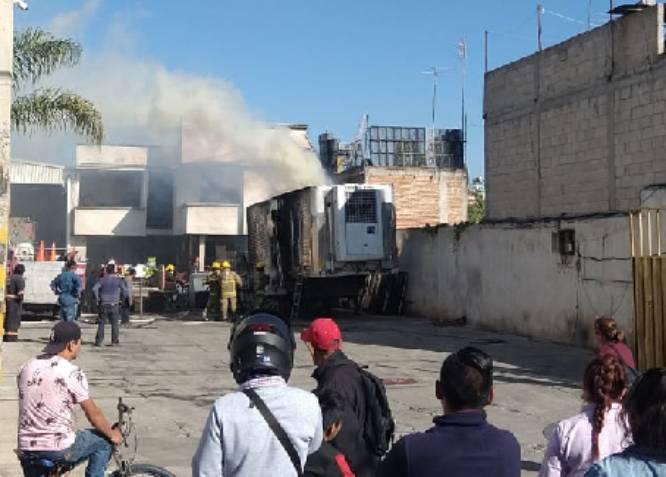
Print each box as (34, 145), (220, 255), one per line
(110, 463), (176, 477)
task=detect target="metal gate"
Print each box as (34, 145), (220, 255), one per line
(630, 209), (666, 369)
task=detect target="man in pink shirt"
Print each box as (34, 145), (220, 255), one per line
(16, 321), (121, 477)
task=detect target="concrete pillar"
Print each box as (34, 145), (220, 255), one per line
(0, 0), (14, 340)
(141, 169), (149, 209)
(198, 235), (205, 270)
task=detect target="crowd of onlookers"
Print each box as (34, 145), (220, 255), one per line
(12, 311), (666, 477)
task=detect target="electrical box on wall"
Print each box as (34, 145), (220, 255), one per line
(553, 229), (576, 256)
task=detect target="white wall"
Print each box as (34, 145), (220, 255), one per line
(76, 145), (148, 168)
(74, 208), (147, 236)
(398, 215), (633, 346)
(178, 205), (242, 235)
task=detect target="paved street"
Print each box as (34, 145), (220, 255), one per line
(0, 314), (593, 476)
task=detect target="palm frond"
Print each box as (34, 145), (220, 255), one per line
(13, 28), (82, 87)
(12, 89), (104, 145)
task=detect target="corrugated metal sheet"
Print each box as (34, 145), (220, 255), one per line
(10, 160), (65, 185)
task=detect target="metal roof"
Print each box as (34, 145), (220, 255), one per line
(10, 160), (65, 185)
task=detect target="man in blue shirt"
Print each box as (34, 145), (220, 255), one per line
(50, 260), (82, 322)
(377, 347), (521, 477)
(92, 263), (127, 346)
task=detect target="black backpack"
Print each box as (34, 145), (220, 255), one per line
(357, 365), (395, 457)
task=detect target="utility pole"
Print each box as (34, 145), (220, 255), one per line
(422, 66), (448, 166)
(458, 39), (467, 168)
(537, 4), (544, 52)
(0, 0), (13, 347)
(484, 30), (489, 74)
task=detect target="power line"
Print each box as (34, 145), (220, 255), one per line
(544, 8), (602, 28)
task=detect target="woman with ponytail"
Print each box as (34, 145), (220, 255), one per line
(593, 317), (635, 370)
(539, 356), (630, 477)
(585, 368), (666, 476)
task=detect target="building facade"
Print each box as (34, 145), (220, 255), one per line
(485, 3), (666, 219)
(321, 123), (468, 227)
(54, 122), (317, 269)
(336, 166), (468, 229)
(9, 160), (67, 248)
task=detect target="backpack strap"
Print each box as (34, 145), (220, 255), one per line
(243, 388), (304, 477)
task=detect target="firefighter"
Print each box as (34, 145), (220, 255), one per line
(162, 264), (178, 311)
(220, 260), (242, 322)
(204, 261), (222, 321)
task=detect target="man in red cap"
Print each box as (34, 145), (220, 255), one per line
(301, 318), (376, 477)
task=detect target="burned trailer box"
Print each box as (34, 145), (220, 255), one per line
(247, 184), (396, 316)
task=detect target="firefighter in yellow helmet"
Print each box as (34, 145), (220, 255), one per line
(204, 261), (222, 320)
(219, 260), (242, 322)
(163, 264), (178, 308)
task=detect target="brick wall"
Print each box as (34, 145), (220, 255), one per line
(337, 167), (468, 229)
(444, 169), (469, 224)
(485, 4), (666, 219)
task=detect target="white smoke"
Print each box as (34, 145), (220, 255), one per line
(49, 0), (102, 38)
(12, 4), (328, 205)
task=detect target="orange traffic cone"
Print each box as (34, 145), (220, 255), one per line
(36, 241), (45, 261)
(49, 243), (57, 261)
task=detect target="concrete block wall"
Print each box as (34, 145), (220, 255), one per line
(485, 4), (666, 219)
(397, 215), (632, 346)
(336, 166), (468, 228)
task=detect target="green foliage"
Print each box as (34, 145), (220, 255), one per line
(11, 28), (103, 144)
(468, 191), (486, 224)
(12, 89), (103, 145)
(13, 28), (82, 87)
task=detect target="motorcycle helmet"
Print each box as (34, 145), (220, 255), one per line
(228, 310), (295, 384)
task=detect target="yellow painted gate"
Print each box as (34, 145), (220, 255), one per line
(630, 209), (666, 369)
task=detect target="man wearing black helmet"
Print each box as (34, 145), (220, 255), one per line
(192, 310), (323, 477)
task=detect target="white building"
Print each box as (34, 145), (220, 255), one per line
(62, 124), (315, 269)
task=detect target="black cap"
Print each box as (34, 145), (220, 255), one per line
(43, 321), (82, 354)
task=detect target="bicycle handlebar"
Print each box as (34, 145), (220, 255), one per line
(117, 397), (131, 415)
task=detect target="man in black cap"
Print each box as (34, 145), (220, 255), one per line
(16, 322), (122, 477)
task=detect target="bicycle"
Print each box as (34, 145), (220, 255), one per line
(16, 398), (175, 477)
(110, 397), (175, 477)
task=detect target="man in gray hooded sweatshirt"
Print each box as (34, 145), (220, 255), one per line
(192, 311), (322, 477)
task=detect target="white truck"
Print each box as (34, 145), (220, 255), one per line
(247, 184), (399, 318)
(20, 261), (87, 317)
(21, 261), (63, 316)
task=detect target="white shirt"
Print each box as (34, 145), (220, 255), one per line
(540, 403), (631, 477)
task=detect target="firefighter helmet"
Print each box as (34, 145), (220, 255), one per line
(211, 261), (222, 270)
(165, 264), (176, 272)
(222, 260), (231, 269)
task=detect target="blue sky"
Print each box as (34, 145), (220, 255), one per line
(14, 0), (615, 179)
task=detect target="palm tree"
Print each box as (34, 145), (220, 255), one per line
(11, 28), (103, 144)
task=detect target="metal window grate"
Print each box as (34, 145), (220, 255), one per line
(345, 190), (377, 223)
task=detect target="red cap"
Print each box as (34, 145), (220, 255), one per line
(300, 318), (342, 351)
